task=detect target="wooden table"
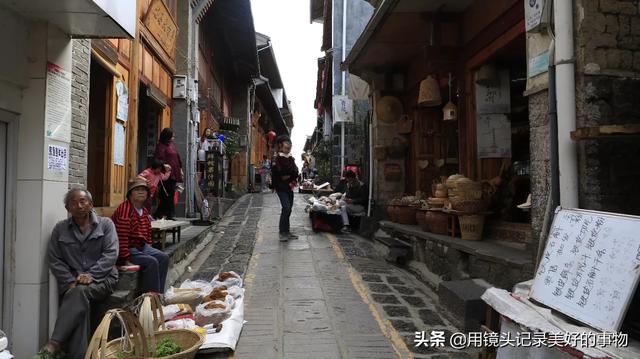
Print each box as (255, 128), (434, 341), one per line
(151, 220), (189, 249)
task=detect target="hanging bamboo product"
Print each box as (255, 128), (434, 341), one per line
(443, 73), (457, 121)
(418, 75), (442, 107)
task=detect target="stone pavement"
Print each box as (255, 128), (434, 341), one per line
(191, 193), (477, 358)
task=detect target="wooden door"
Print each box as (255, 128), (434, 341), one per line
(88, 63), (113, 207)
(109, 64), (131, 206)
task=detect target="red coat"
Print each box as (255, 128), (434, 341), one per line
(155, 142), (183, 182)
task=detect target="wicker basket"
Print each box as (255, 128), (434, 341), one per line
(416, 209), (429, 231)
(458, 215), (485, 241)
(395, 205), (418, 225)
(86, 309), (204, 359)
(387, 205), (397, 222)
(425, 211), (448, 235)
(449, 198), (489, 213)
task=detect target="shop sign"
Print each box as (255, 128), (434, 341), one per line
(476, 114), (512, 158)
(144, 0), (177, 58)
(525, 0), (549, 32)
(47, 144), (68, 172)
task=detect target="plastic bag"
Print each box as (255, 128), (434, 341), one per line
(165, 317), (197, 330)
(194, 299), (231, 326)
(164, 287), (200, 307)
(162, 304), (193, 321)
(226, 286), (243, 299)
(212, 271), (243, 288)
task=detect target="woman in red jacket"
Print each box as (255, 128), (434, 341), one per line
(154, 128), (183, 220)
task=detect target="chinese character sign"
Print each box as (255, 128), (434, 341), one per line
(531, 208), (640, 332)
(332, 95), (354, 124)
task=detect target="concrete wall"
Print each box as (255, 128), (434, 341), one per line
(69, 39), (91, 188)
(573, 0), (640, 216)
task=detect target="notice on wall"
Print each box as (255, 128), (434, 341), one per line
(475, 70), (511, 115)
(531, 208), (640, 332)
(114, 122), (125, 166)
(476, 114), (512, 158)
(116, 80), (129, 121)
(47, 144), (68, 172)
(45, 62), (72, 143)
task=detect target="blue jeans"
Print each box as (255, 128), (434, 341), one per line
(276, 189), (294, 234)
(130, 244), (169, 293)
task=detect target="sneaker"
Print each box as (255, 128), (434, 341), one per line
(340, 226), (352, 234)
(287, 233), (299, 240)
(279, 233), (289, 242)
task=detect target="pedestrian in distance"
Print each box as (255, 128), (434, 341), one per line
(271, 135), (299, 241)
(35, 188), (118, 359)
(260, 155), (271, 192)
(112, 179), (169, 294)
(154, 127), (183, 220)
(137, 158), (171, 214)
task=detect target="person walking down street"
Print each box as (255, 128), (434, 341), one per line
(271, 135), (299, 241)
(112, 179), (169, 294)
(339, 170), (368, 233)
(137, 158), (171, 214)
(154, 127), (183, 220)
(35, 189), (118, 359)
(260, 155), (271, 192)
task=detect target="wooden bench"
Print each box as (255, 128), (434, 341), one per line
(151, 220), (190, 249)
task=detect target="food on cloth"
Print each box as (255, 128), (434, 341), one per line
(218, 272), (238, 281)
(165, 317), (197, 330)
(215, 323), (223, 333)
(195, 300), (231, 326)
(162, 303), (193, 321)
(212, 271), (243, 287)
(203, 287), (228, 302)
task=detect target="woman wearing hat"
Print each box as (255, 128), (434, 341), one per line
(112, 179), (169, 293)
(271, 135), (299, 241)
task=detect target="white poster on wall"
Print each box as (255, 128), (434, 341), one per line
(114, 122), (125, 166)
(475, 70), (511, 114)
(45, 62), (72, 143)
(116, 80), (129, 121)
(47, 144), (68, 172)
(477, 114), (512, 158)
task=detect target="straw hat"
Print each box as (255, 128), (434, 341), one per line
(377, 96), (403, 124)
(127, 178), (150, 198)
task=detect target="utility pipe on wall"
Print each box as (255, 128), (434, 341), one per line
(553, 0), (579, 208)
(340, 0), (347, 173)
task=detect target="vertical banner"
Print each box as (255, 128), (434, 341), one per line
(114, 122), (126, 166)
(116, 80), (129, 121)
(332, 95), (354, 124)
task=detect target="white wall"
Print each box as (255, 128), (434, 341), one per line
(0, 9), (72, 356)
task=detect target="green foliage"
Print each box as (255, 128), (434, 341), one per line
(218, 130), (240, 159)
(312, 139), (332, 183)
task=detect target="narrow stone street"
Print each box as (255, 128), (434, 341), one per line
(188, 193), (475, 359)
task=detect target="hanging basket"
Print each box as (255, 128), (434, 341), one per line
(135, 293), (166, 351)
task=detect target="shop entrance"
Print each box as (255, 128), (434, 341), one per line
(87, 62), (113, 207)
(0, 119), (6, 327)
(137, 84), (164, 173)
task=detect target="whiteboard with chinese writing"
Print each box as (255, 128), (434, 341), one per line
(531, 207), (640, 332)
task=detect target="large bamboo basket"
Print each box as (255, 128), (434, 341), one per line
(102, 330), (204, 359)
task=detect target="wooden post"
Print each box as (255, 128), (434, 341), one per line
(127, 0), (142, 181)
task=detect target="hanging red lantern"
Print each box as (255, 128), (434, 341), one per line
(266, 131), (277, 143)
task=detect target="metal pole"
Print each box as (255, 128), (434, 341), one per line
(340, 0), (347, 173)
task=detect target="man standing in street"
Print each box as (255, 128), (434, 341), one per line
(35, 189), (119, 359)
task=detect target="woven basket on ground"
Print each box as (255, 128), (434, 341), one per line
(387, 205), (397, 222)
(416, 209), (429, 231)
(425, 211), (448, 235)
(459, 215), (486, 241)
(449, 198), (489, 213)
(395, 205), (418, 225)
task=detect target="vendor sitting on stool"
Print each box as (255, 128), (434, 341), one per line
(339, 170), (368, 233)
(112, 179), (169, 294)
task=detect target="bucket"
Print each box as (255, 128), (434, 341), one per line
(458, 215), (485, 241)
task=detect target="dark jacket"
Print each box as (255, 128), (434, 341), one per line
(271, 154), (299, 192)
(346, 181), (368, 206)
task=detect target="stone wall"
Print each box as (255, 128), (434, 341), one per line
(574, 0), (640, 215)
(331, 99), (369, 184)
(528, 91), (550, 256)
(69, 39), (91, 189)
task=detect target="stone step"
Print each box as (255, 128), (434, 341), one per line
(437, 278), (492, 332)
(372, 229), (412, 265)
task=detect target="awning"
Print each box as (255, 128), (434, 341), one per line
(343, 0), (473, 75)
(1, 0), (136, 38)
(256, 83), (288, 136)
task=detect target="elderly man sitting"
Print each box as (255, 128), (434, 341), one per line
(112, 179), (169, 294)
(339, 170), (368, 233)
(35, 188), (118, 359)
